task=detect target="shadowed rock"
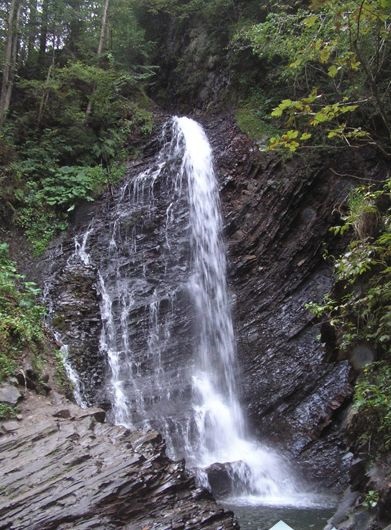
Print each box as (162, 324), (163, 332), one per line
(204, 461), (253, 498)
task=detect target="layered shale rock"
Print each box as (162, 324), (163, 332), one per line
(202, 115), (384, 489)
(39, 114), (386, 492)
(0, 392), (237, 530)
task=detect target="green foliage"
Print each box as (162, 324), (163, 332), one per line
(0, 404), (16, 420)
(238, 7), (358, 81)
(0, 354), (17, 382)
(350, 362), (391, 454)
(140, 0), (235, 22)
(15, 61), (154, 164)
(306, 181), (390, 354)
(236, 0), (391, 153)
(16, 209), (67, 256)
(3, 63), (135, 252)
(10, 58), (151, 248)
(110, 0), (154, 67)
(235, 94), (279, 143)
(363, 489), (380, 509)
(307, 180), (390, 464)
(331, 187), (382, 238)
(0, 242), (45, 381)
(0, 0), (155, 253)
(36, 166), (107, 209)
(0, 242), (74, 393)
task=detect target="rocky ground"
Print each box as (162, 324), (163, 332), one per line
(0, 383), (238, 530)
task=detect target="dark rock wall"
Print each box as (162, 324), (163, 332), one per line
(201, 115), (383, 489)
(43, 239), (105, 404)
(140, 13), (234, 111)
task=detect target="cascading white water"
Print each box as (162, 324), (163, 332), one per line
(55, 337), (87, 408)
(68, 116), (333, 508)
(171, 118), (301, 504)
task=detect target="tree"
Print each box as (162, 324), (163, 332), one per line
(0, 0), (22, 126)
(237, 0), (391, 155)
(26, 0), (38, 64)
(97, 0), (109, 58)
(85, 0), (110, 117)
(38, 0), (49, 66)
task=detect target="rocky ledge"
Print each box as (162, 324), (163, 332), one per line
(0, 391), (237, 530)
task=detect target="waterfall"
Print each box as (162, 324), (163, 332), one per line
(178, 117), (245, 462)
(55, 116), (331, 507)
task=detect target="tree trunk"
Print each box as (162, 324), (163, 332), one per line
(67, 0), (83, 56)
(38, 0), (49, 66)
(0, 0), (22, 126)
(86, 0), (110, 118)
(37, 33), (57, 127)
(27, 0), (38, 64)
(97, 0), (110, 58)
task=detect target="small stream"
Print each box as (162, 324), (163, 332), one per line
(224, 503), (335, 530)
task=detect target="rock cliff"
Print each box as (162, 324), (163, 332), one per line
(204, 115), (358, 488)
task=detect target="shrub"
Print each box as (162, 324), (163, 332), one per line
(0, 242), (45, 381)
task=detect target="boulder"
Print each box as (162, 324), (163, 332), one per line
(1, 421), (19, 433)
(204, 461), (252, 498)
(0, 383), (22, 406)
(205, 463), (233, 497)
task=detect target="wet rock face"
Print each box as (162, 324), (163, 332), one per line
(45, 248), (104, 404)
(0, 395), (237, 529)
(201, 115), (382, 489)
(45, 130), (196, 435)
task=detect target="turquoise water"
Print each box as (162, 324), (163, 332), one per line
(224, 504), (334, 530)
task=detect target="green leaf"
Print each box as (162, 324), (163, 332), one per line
(303, 15), (318, 27)
(285, 129), (299, 139)
(328, 65), (339, 78)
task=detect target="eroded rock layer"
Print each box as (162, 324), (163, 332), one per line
(202, 115), (382, 489)
(0, 393), (237, 530)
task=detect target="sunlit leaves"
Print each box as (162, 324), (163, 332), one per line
(327, 64), (339, 78)
(268, 129), (312, 152)
(236, 0), (391, 154)
(310, 103), (358, 125)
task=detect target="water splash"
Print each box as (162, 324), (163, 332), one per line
(74, 226), (93, 266)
